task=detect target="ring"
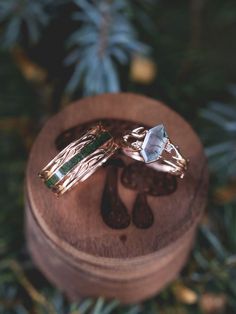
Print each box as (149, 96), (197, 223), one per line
(121, 124), (188, 178)
(39, 124), (118, 195)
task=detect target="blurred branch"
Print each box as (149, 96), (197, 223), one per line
(10, 260), (57, 314)
(65, 0), (149, 96)
(0, 0), (48, 47)
(200, 91), (236, 181)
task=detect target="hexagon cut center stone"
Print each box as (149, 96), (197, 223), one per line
(140, 124), (168, 163)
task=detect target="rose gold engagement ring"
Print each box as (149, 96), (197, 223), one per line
(121, 124), (188, 178)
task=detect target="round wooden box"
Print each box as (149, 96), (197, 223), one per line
(25, 93), (208, 304)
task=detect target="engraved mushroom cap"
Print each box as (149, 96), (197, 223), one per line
(140, 124), (168, 163)
(121, 162), (177, 197)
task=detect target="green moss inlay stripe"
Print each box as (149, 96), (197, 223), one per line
(45, 131), (112, 188)
(45, 173), (61, 188)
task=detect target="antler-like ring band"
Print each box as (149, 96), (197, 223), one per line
(122, 124), (188, 178)
(39, 125), (118, 195)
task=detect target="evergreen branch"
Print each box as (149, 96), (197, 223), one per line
(0, 0), (59, 47)
(10, 260), (57, 314)
(65, 0), (150, 95)
(200, 92), (236, 180)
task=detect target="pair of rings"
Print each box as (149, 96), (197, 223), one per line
(39, 124), (188, 196)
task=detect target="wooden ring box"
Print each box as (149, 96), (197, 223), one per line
(25, 93), (208, 303)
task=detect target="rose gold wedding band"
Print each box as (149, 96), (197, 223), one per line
(39, 124), (118, 196)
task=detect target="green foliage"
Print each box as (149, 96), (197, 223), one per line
(0, 0), (236, 313)
(70, 298), (120, 314)
(201, 90), (236, 181)
(65, 0), (149, 95)
(0, 0), (149, 95)
(0, 0), (53, 47)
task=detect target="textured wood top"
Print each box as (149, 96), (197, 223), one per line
(26, 93), (208, 260)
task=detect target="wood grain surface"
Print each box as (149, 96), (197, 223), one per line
(25, 93), (208, 303)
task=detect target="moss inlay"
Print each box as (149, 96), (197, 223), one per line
(45, 131), (112, 188)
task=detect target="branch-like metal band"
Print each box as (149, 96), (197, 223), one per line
(122, 126), (188, 178)
(39, 125), (118, 195)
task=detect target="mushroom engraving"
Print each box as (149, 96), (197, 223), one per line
(101, 158), (131, 229)
(121, 162), (177, 229)
(55, 119), (178, 230)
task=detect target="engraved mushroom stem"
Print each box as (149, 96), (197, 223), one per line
(101, 160), (131, 229)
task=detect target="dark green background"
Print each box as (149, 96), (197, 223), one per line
(0, 1), (236, 313)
